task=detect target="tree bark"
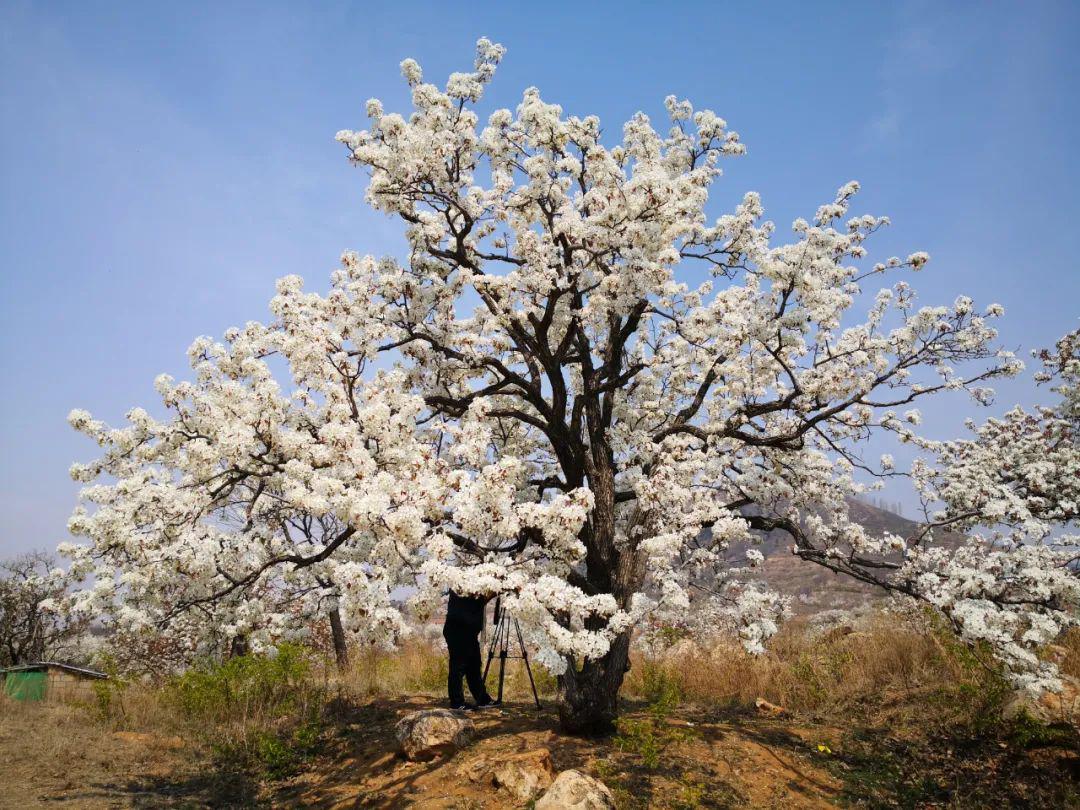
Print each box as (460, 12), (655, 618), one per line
(557, 630), (633, 734)
(328, 606), (349, 668)
(228, 634), (250, 658)
(555, 482), (646, 734)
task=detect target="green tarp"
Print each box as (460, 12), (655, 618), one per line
(3, 669), (47, 701)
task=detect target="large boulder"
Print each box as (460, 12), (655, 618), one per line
(535, 769), (616, 810)
(395, 709), (476, 761)
(457, 748), (555, 802)
(1052, 676), (1080, 722)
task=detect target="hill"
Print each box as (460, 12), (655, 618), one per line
(729, 499), (961, 616)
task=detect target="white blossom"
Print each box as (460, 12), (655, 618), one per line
(59, 40), (1076, 708)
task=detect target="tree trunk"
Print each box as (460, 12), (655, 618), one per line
(557, 630), (633, 734)
(555, 441), (646, 733)
(328, 606), (349, 668)
(228, 634), (250, 658)
(556, 496), (641, 733)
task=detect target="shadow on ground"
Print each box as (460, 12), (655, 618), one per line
(271, 696), (844, 809)
(274, 696), (602, 809)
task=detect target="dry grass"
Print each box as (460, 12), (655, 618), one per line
(335, 636), (559, 702)
(331, 615), (1080, 725)
(0, 696), (225, 808)
(624, 612), (1012, 722)
(1056, 625), (1080, 675)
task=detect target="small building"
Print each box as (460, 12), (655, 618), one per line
(1, 661), (108, 703)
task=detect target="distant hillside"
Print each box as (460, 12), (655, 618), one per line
(728, 499), (955, 616)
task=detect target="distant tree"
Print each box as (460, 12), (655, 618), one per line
(62, 39), (1077, 732)
(0, 552), (86, 667)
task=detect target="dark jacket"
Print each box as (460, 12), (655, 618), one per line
(444, 590), (491, 633)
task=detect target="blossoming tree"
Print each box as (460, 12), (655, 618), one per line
(64, 39), (1077, 732)
(0, 552), (88, 667)
(908, 329), (1079, 684)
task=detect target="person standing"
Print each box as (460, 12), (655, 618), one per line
(443, 590), (498, 710)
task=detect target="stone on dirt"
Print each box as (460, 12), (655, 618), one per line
(535, 769), (616, 810)
(1002, 676), (1080, 726)
(754, 697), (787, 716)
(394, 709), (476, 761)
(458, 747), (555, 802)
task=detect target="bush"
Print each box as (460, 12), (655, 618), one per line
(637, 660), (682, 711)
(614, 666), (695, 769)
(80, 653), (130, 722)
(251, 719), (323, 778)
(169, 643), (311, 719)
(166, 643), (326, 777)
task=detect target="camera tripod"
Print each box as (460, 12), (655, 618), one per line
(483, 597), (541, 709)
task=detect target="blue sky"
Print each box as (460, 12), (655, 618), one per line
(1, 1), (1077, 555)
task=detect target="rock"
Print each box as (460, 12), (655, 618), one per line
(1037, 676), (1080, 724)
(535, 769), (616, 810)
(455, 755), (492, 783)
(754, 697), (787, 717)
(492, 748), (555, 802)
(1002, 692), (1040, 722)
(394, 709), (475, 761)
(457, 748), (555, 802)
(1044, 644), (1070, 665)
(1002, 677), (1080, 725)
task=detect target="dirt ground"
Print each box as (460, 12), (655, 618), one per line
(2, 694), (1078, 809)
(0, 701), (236, 808)
(0, 697), (842, 809)
(274, 697), (842, 809)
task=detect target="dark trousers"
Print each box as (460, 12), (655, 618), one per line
(443, 621), (491, 707)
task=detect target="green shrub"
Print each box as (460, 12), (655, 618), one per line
(83, 653), (130, 722)
(614, 669), (695, 769)
(673, 777), (706, 810)
(529, 661), (558, 696)
(638, 661), (682, 713)
(413, 652), (450, 694)
(654, 624), (693, 649)
(166, 643), (325, 777)
(789, 652), (827, 706)
(168, 642), (311, 721)
(1007, 709), (1074, 750)
(247, 717), (323, 778)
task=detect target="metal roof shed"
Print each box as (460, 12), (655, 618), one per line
(1, 662), (108, 702)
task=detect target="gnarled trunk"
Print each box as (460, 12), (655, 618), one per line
(556, 490), (645, 733)
(557, 630), (633, 734)
(554, 441), (645, 733)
